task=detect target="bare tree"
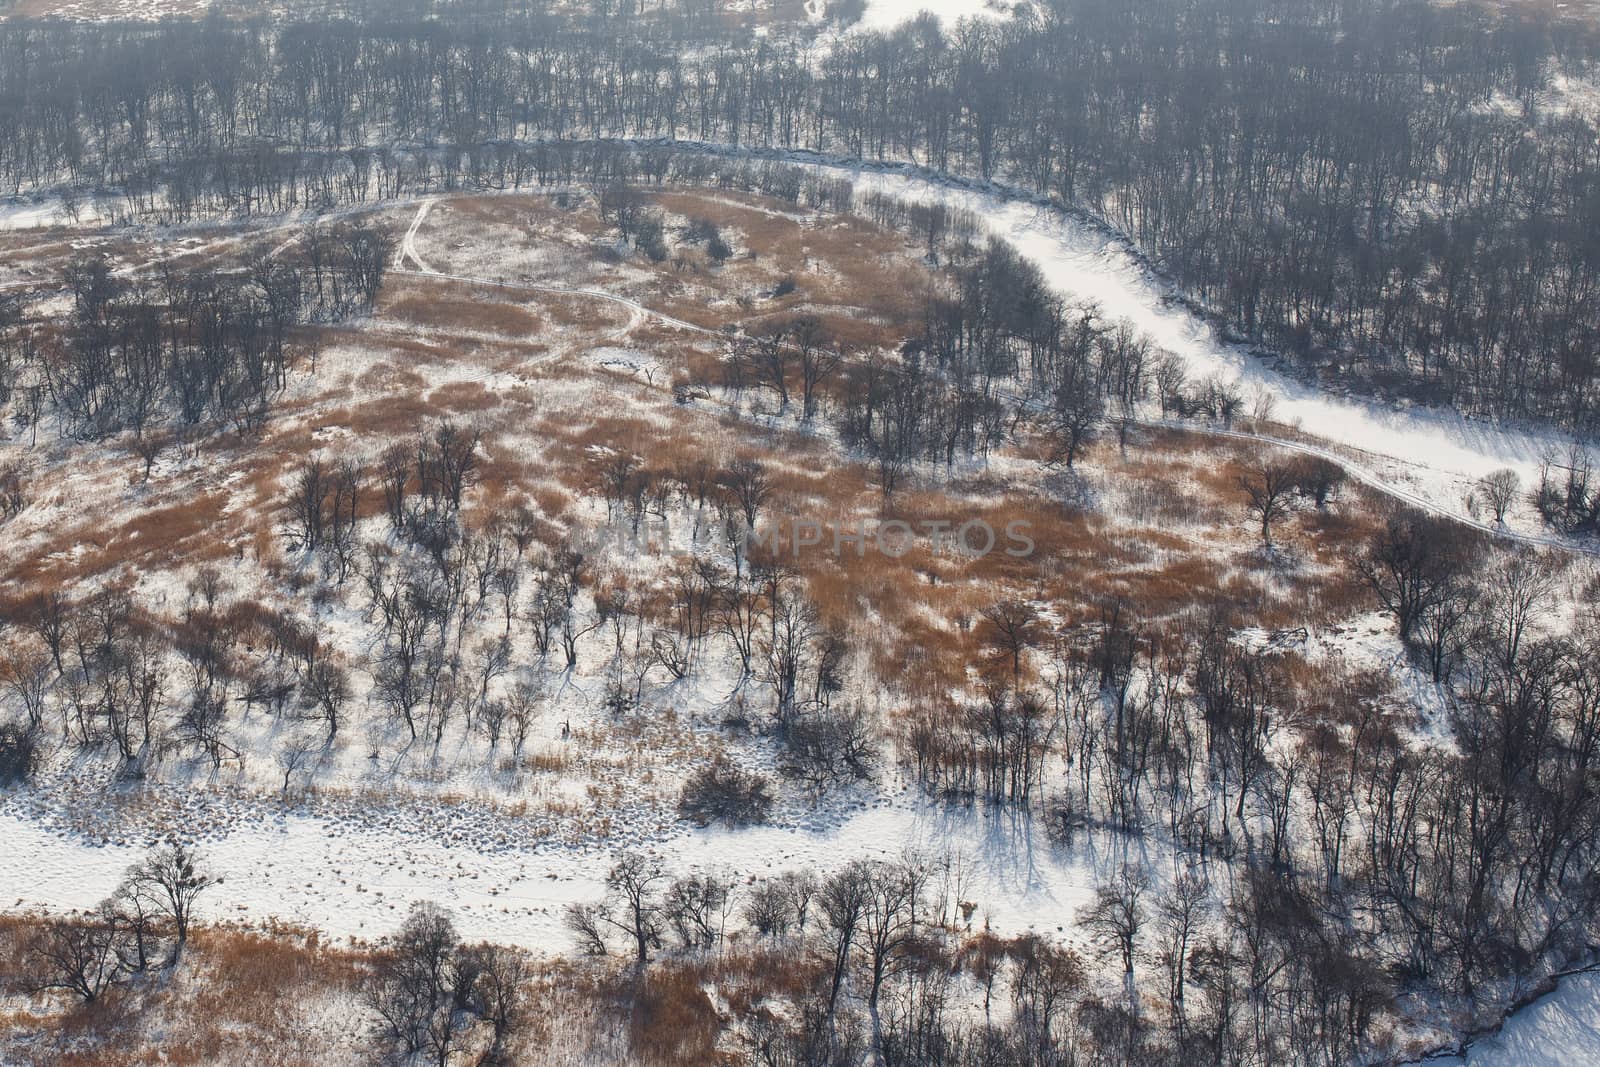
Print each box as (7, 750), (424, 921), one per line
(721, 459), (773, 533)
(1154, 869), (1209, 1037)
(364, 902), (467, 1064)
(602, 853), (668, 967)
(1240, 462), (1297, 546)
(980, 600), (1040, 679)
(791, 315), (843, 421)
(1044, 382), (1103, 469)
(124, 841), (218, 961)
(859, 862), (922, 1050)
(1081, 863), (1149, 980)
(819, 860), (872, 1017)
(1352, 515), (1476, 645)
(1477, 468), (1521, 525)
(26, 916), (121, 1003)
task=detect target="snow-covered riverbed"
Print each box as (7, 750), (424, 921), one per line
(1434, 969), (1600, 1066)
(835, 167), (1565, 510)
(0, 797), (1108, 949)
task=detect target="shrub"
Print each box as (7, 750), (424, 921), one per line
(679, 758), (774, 827)
(779, 705), (876, 793)
(0, 462), (25, 522)
(685, 217), (733, 263)
(636, 215), (669, 262)
(1291, 455), (1346, 508)
(0, 723), (38, 783)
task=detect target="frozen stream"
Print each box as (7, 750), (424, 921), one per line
(830, 165), (1566, 502)
(1434, 969), (1600, 1067)
(0, 798), (1110, 949)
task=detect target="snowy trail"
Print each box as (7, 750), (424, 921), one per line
(393, 265), (714, 337)
(399, 196), (437, 273)
(394, 197), (715, 336)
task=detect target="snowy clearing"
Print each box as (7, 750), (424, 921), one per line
(853, 0), (1016, 31)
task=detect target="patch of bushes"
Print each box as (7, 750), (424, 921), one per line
(0, 462), (25, 523)
(779, 705), (876, 793)
(636, 215), (669, 263)
(678, 757), (774, 827)
(0, 723), (38, 783)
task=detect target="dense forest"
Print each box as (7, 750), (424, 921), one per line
(2, 0), (1598, 427)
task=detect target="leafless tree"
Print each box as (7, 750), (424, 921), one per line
(1081, 863), (1149, 979)
(1477, 469), (1520, 525)
(602, 852), (668, 967)
(1154, 869), (1209, 1036)
(124, 841), (218, 961)
(25, 916), (121, 1003)
(979, 600), (1040, 679)
(721, 458), (774, 533)
(819, 860), (873, 1017)
(364, 902), (468, 1065)
(1239, 462), (1297, 546)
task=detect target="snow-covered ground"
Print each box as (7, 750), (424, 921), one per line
(0, 145), (1585, 548)
(853, 0), (1015, 31)
(1435, 970), (1600, 1067)
(391, 147), (1582, 549)
(0, 795), (1104, 950)
(0, 196), (110, 231)
(3, 148), (1595, 1061)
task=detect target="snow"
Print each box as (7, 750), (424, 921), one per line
(1435, 970), (1600, 1067)
(828, 165), (1572, 533)
(0, 199), (73, 231)
(853, 0), (1015, 32)
(0, 194), (113, 231)
(371, 153), (1583, 552)
(0, 796), (1102, 949)
(3, 144), (1595, 1062)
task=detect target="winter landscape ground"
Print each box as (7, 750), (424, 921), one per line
(2, 1), (1600, 1065)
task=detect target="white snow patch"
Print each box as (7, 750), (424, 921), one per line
(853, 0), (1015, 31)
(829, 165), (1573, 527)
(1436, 970), (1600, 1067)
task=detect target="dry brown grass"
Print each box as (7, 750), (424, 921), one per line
(622, 964), (722, 1066)
(381, 288), (546, 338)
(0, 915), (622, 1067)
(605, 946), (826, 1066)
(0, 921), (368, 1067)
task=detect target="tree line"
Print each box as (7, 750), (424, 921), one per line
(2, 0), (1598, 426)
(0, 220), (390, 445)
